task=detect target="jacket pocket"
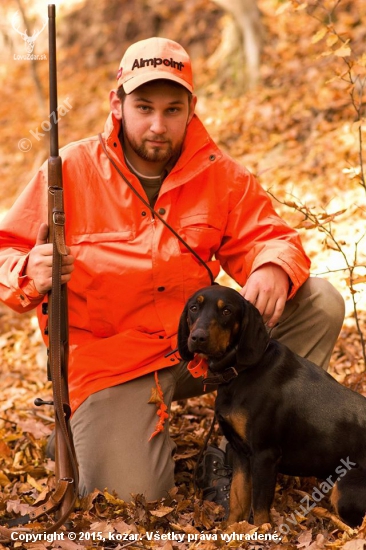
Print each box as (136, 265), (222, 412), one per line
(70, 230), (135, 245)
(71, 231), (135, 337)
(178, 214), (223, 260)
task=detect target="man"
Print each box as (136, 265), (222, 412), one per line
(0, 37), (344, 505)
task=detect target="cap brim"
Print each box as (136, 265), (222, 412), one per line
(121, 72), (193, 94)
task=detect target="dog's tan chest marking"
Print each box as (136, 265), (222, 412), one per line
(225, 411), (249, 443)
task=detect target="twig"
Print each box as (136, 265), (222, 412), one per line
(268, 191), (366, 368)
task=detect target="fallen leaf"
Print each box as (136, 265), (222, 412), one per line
(150, 506), (174, 517)
(17, 420), (52, 439)
(341, 541), (366, 550)
(148, 386), (163, 405)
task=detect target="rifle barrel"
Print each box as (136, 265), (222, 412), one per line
(47, 3), (77, 522)
(48, 4), (58, 157)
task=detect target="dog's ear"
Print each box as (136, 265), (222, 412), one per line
(177, 303), (195, 361)
(236, 297), (270, 366)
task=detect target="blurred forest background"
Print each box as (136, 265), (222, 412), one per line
(0, 0), (366, 548)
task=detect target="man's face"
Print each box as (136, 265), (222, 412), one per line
(111, 80), (196, 173)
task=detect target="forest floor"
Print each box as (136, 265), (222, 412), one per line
(0, 0), (366, 548)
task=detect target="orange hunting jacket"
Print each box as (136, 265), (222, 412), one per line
(0, 113), (310, 412)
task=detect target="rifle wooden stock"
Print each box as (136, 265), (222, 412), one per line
(47, 4), (78, 521)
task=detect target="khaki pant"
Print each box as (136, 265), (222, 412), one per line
(71, 277), (345, 501)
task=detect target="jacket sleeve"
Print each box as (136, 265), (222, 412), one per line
(0, 167), (48, 312)
(216, 164), (311, 298)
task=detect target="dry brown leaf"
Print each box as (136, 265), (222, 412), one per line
(223, 520), (257, 535)
(297, 529), (313, 548)
(341, 541), (366, 550)
(312, 506), (355, 535)
(51, 540), (85, 550)
(150, 506), (174, 517)
(148, 386), (163, 405)
(17, 419), (52, 439)
(0, 441), (12, 459)
(0, 472), (10, 487)
(169, 522), (200, 535)
(6, 499), (33, 516)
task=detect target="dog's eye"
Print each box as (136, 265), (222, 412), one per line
(222, 308), (232, 316)
(189, 305), (198, 313)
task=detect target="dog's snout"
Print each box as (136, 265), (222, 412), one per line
(190, 329), (208, 344)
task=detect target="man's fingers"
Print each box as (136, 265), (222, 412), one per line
(241, 264), (290, 327)
(35, 223), (49, 246)
(61, 262), (74, 275)
(241, 280), (287, 327)
(61, 274), (72, 285)
(27, 226), (74, 294)
(240, 284), (258, 307)
(61, 253), (74, 265)
(266, 296), (286, 328)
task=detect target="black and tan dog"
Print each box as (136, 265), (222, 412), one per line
(178, 284), (366, 527)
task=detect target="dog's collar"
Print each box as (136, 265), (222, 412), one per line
(187, 346), (240, 387)
(207, 346), (238, 373)
(203, 366), (239, 387)
(186, 341), (271, 387)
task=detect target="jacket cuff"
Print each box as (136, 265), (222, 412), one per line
(249, 255), (309, 300)
(15, 255), (44, 308)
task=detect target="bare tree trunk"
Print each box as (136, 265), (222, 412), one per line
(15, 0), (46, 115)
(210, 0), (264, 90)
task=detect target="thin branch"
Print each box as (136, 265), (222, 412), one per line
(268, 190), (366, 368)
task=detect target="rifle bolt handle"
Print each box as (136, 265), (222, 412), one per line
(34, 398), (54, 407)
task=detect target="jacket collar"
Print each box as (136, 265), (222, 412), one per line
(102, 112), (223, 190)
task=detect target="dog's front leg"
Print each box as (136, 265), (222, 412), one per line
(227, 451), (252, 525)
(251, 449), (279, 525)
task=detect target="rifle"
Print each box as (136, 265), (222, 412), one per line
(0, 5), (78, 542)
(45, 2), (79, 522)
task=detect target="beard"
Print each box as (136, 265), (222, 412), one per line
(122, 120), (184, 165)
(126, 135), (175, 163)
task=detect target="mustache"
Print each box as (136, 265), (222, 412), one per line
(145, 137), (171, 143)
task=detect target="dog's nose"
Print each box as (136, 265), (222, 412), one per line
(190, 329), (208, 344)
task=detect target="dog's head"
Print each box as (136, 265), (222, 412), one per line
(178, 285), (270, 369)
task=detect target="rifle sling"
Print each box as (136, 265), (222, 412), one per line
(98, 134), (215, 286)
(48, 186), (79, 519)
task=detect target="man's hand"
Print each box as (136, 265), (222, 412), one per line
(240, 264), (290, 328)
(26, 223), (75, 294)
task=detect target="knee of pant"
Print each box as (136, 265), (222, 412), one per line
(308, 277), (345, 333)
